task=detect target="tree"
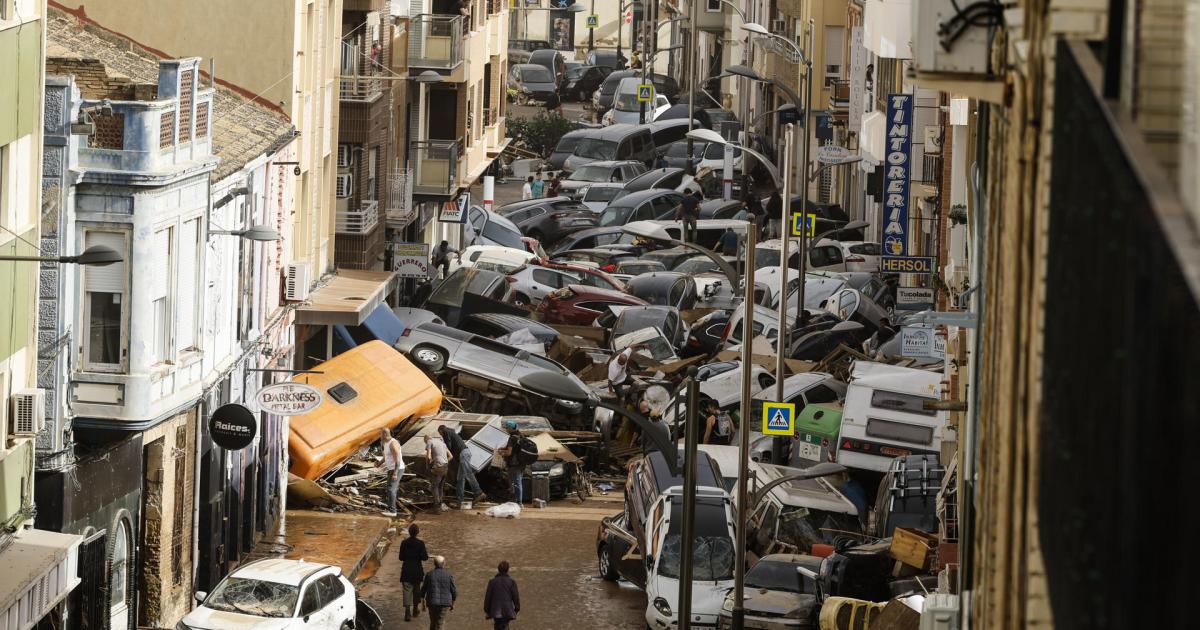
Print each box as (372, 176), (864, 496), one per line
(506, 111), (574, 157)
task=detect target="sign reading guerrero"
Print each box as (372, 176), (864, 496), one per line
(882, 94), (913, 257)
(256, 382), (323, 416)
(392, 242), (431, 279)
(210, 403), (257, 450)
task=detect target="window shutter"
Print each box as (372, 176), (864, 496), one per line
(152, 228), (171, 299)
(177, 219), (199, 349)
(84, 231), (127, 293)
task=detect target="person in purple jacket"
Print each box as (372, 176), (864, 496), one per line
(483, 560), (520, 629)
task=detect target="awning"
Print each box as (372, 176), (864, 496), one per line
(860, 110), (886, 164)
(296, 269), (396, 327)
(0, 529), (82, 629)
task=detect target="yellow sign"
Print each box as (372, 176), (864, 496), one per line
(762, 402), (796, 436)
(637, 84), (654, 102)
(790, 213), (816, 238)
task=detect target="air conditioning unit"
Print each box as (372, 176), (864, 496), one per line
(285, 262), (312, 301)
(10, 389), (46, 438)
(912, 0), (995, 75)
(337, 144), (353, 168)
(335, 174), (353, 198)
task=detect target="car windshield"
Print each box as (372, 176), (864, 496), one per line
(482, 220), (526, 249)
(675, 257), (719, 274)
(614, 89), (640, 111)
(520, 66), (554, 82)
(702, 143), (742, 159)
(554, 136), (581, 154)
(754, 247), (784, 268)
(570, 165), (616, 182)
(584, 187), (623, 202)
(575, 138), (618, 160)
(429, 270), (500, 307)
(666, 142), (700, 157)
(204, 577), (298, 618)
(745, 560), (814, 593)
(614, 310), (668, 336)
(598, 205), (632, 227)
(659, 531), (734, 581)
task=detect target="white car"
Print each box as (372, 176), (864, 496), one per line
(505, 264), (586, 306)
(838, 240), (883, 272)
(177, 559), (355, 630)
(448, 244), (536, 275)
(578, 183), (627, 213)
(604, 78), (672, 125)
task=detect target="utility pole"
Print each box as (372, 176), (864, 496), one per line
(588, 0), (595, 51)
(793, 20), (815, 339)
(685, 0), (698, 175)
(678, 367), (700, 630)
(731, 228), (757, 630)
(774, 125), (793, 406)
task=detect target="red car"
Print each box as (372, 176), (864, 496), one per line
(536, 284), (649, 326)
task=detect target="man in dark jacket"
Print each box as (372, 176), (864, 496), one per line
(483, 560), (520, 629)
(398, 524), (429, 621)
(438, 424), (486, 509)
(421, 555), (457, 630)
(499, 421), (527, 504)
(765, 190), (783, 238)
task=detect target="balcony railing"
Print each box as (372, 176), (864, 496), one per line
(484, 107), (499, 127)
(829, 79), (850, 110)
(409, 139), (459, 196)
(408, 14), (464, 70)
(336, 199), (381, 235)
(386, 167), (416, 228)
(340, 40), (385, 101)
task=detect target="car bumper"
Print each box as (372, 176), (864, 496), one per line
(717, 614), (806, 630)
(648, 611), (718, 629)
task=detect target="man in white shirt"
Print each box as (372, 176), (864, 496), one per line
(521, 176), (534, 200)
(425, 435), (451, 513)
(381, 427), (405, 517)
(607, 347), (634, 404)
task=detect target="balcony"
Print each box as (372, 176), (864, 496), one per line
(340, 40), (385, 102)
(829, 79), (850, 110)
(408, 14), (464, 71)
(385, 167), (416, 228)
(409, 139), (460, 197)
(336, 199), (380, 235)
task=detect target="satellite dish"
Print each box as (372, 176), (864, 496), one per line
(644, 385), (671, 415)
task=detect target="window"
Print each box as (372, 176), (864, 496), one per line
(108, 519), (130, 630)
(300, 580), (324, 616)
(177, 219), (200, 351)
(824, 26), (845, 86)
(803, 383), (840, 405)
(757, 373), (777, 390)
(531, 268), (564, 288)
(668, 281), (685, 308)
(866, 418), (935, 445)
(318, 574), (344, 605)
(84, 231), (128, 371)
(151, 227), (174, 363)
(870, 390), (938, 416)
(367, 147), (378, 200)
(706, 0), (721, 10)
(809, 245), (843, 267)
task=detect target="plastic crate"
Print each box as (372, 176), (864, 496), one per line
(889, 527), (938, 570)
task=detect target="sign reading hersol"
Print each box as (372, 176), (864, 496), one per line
(256, 382), (323, 416)
(210, 403), (257, 450)
(881, 255), (934, 274)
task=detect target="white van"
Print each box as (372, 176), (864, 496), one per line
(836, 361), (950, 472)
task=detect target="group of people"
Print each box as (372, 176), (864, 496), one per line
(521, 171), (562, 200)
(398, 524), (521, 629)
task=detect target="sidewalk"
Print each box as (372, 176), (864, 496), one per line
(247, 510), (395, 581)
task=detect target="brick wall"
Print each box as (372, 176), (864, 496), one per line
(46, 58), (136, 100)
(137, 411), (196, 628)
(89, 112), (124, 149)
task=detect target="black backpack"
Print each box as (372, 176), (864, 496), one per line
(513, 436), (539, 467)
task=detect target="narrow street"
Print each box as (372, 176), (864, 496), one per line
(359, 494), (646, 629)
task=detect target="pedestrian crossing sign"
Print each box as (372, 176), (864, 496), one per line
(637, 84), (654, 102)
(762, 402), (796, 436)
(790, 213), (816, 237)
(586, 14), (599, 28)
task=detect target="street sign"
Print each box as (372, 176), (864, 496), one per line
(882, 94), (914, 257)
(790, 213), (815, 238)
(624, 9), (633, 24)
(392, 242), (431, 278)
(586, 14), (598, 28)
(815, 145), (853, 165)
(881, 256), (934, 274)
(256, 382), (323, 416)
(762, 402), (796, 437)
(439, 192), (470, 223)
(900, 325), (946, 359)
(897, 286), (935, 309)
(210, 404), (257, 450)
(637, 84), (654, 102)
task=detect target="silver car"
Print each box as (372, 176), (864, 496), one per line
(394, 322), (593, 415)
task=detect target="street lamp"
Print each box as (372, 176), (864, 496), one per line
(209, 225), (282, 242)
(620, 220), (740, 290)
(685, 128), (782, 189)
(0, 245), (123, 266)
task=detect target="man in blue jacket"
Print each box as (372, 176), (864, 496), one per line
(483, 560), (520, 629)
(421, 555), (457, 630)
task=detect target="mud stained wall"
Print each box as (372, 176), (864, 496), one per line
(137, 409), (197, 628)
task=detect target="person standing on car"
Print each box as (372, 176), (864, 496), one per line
(484, 560), (521, 630)
(531, 172), (545, 199)
(500, 421), (527, 504)
(399, 523), (429, 621)
(675, 189), (701, 244)
(438, 424), (486, 509)
(607, 346), (634, 404)
(702, 399), (735, 445)
(430, 240), (458, 279)
(425, 434), (451, 513)
(718, 227), (739, 257)
(422, 555), (457, 630)
(521, 176), (534, 200)
(380, 427), (404, 518)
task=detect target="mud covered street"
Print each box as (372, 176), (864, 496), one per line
(358, 495), (646, 629)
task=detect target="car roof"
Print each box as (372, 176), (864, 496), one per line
(574, 159), (642, 169)
(623, 167), (685, 191)
(497, 197), (579, 212)
(464, 313), (556, 334)
(416, 321), (476, 342)
(563, 283), (645, 301)
(527, 49), (560, 59)
(588, 123), (648, 141)
(639, 218), (749, 230)
(231, 559), (334, 586)
(627, 271), (688, 286)
(645, 449), (722, 491)
(513, 63), (546, 71)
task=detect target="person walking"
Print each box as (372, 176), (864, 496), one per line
(521, 176), (534, 200)
(483, 560), (521, 630)
(398, 523), (429, 621)
(546, 174), (562, 198)
(675, 189), (700, 244)
(500, 421), (527, 504)
(380, 428), (405, 517)
(530, 173), (545, 199)
(766, 190), (783, 239)
(543, 91), (563, 116)
(421, 555), (457, 630)
(425, 434), (451, 513)
(438, 424), (486, 509)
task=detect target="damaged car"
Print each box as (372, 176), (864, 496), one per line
(717, 555), (824, 629)
(179, 558), (356, 630)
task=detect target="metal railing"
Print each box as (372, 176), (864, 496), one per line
(409, 139), (460, 196)
(336, 199), (380, 235)
(484, 107), (499, 127)
(386, 167), (416, 228)
(829, 79), (850, 108)
(339, 41), (385, 100)
(408, 14), (464, 70)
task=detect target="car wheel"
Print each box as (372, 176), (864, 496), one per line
(511, 293), (532, 307)
(411, 345), (446, 372)
(598, 543), (619, 581)
(340, 621), (354, 630)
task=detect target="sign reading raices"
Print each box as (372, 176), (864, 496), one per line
(210, 403), (257, 450)
(256, 382), (323, 416)
(882, 94), (913, 257)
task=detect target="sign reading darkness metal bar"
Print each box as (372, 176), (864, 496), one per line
(210, 403), (257, 450)
(882, 94), (913, 257)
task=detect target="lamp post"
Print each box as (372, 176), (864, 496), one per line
(620, 219), (740, 289)
(208, 225), (283, 242)
(0, 245), (123, 266)
(685, 128), (783, 189)
(639, 43), (682, 124)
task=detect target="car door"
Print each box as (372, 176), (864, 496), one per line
(297, 574), (343, 627)
(529, 267), (575, 301)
